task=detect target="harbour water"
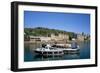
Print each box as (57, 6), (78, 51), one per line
(24, 41), (90, 62)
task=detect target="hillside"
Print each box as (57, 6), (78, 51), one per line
(24, 27), (76, 38)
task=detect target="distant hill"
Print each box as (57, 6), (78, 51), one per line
(24, 27), (77, 38)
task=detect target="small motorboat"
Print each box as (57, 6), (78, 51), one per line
(62, 41), (80, 54)
(51, 41), (80, 54)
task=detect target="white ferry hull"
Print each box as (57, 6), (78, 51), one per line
(34, 50), (64, 56)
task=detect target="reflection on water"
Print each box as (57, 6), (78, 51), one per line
(24, 41), (90, 62)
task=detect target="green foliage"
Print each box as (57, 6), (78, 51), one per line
(24, 27), (75, 37)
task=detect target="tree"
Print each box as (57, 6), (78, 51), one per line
(82, 32), (84, 36)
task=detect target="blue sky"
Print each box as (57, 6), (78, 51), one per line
(24, 11), (90, 34)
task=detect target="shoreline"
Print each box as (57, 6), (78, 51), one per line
(24, 40), (90, 43)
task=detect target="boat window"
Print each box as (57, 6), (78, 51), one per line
(54, 52), (58, 54)
(43, 52), (47, 54)
(59, 52), (62, 53)
(48, 52), (52, 54)
(49, 47), (54, 49)
(45, 47), (48, 49)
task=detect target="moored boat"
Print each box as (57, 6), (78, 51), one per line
(33, 41), (80, 56)
(62, 46), (80, 54)
(33, 44), (64, 56)
(51, 40), (80, 54)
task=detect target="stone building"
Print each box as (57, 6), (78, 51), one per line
(28, 33), (69, 43)
(51, 33), (69, 42)
(77, 34), (85, 41)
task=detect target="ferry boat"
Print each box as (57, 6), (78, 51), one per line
(33, 43), (79, 56)
(33, 44), (64, 56)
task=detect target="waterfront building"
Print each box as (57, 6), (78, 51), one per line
(51, 33), (69, 41)
(29, 36), (41, 42)
(77, 34), (85, 41)
(28, 33), (69, 43)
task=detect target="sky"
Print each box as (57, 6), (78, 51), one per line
(24, 11), (90, 34)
